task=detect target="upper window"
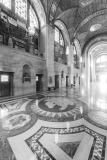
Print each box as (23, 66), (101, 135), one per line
(0, 0), (11, 9)
(96, 57), (100, 63)
(15, 0), (27, 19)
(55, 27), (64, 46)
(60, 34), (64, 46)
(29, 6), (39, 29)
(55, 27), (59, 43)
(96, 55), (107, 63)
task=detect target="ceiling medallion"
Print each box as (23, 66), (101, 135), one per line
(90, 24), (102, 32)
(80, 0), (94, 7)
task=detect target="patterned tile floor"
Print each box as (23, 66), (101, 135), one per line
(0, 83), (107, 160)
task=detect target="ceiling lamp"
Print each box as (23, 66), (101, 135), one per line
(90, 24), (102, 32)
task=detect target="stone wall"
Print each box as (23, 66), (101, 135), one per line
(0, 45), (47, 96)
(54, 62), (70, 88)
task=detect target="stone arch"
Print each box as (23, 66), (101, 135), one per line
(81, 34), (107, 86)
(82, 34), (107, 56)
(20, 61), (34, 69)
(55, 20), (70, 46)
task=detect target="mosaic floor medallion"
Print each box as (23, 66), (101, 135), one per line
(39, 97), (75, 112)
(2, 114), (31, 130)
(31, 96), (84, 120)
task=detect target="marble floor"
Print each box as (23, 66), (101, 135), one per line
(0, 83), (107, 160)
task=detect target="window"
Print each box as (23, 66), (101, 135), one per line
(96, 57), (100, 63)
(0, 0), (11, 9)
(29, 6), (38, 29)
(55, 27), (59, 43)
(1, 75), (9, 82)
(15, 0), (27, 19)
(101, 55), (105, 62)
(55, 27), (64, 46)
(60, 34), (64, 46)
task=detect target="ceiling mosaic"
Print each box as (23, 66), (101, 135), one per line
(39, 0), (107, 48)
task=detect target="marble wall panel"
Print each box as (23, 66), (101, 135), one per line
(0, 45), (47, 96)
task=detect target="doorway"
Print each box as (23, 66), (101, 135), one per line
(0, 72), (13, 97)
(36, 74), (43, 92)
(66, 76), (69, 87)
(79, 77), (80, 85)
(73, 76), (75, 86)
(55, 75), (59, 88)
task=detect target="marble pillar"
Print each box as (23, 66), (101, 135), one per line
(39, 25), (55, 88)
(67, 45), (74, 86)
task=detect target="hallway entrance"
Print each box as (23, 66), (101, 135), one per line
(55, 75), (59, 88)
(36, 74), (43, 92)
(0, 72), (13, 97)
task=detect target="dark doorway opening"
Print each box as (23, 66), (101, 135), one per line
(36, 74), (43, 92)
(55, 75), (59, 88)
(73, 76), (75, 86)
(66, 76), (69, 87)
(79, 77), (80, 85)
(0, 72), (14, 97)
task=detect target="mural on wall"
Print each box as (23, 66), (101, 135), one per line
(49, 1), (58, 25)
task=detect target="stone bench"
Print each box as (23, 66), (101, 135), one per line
(48, 87), (55, 91)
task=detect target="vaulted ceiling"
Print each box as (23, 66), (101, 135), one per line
(41, 0), (107, 49)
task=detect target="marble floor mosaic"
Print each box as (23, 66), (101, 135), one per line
(1, 84), (107, 160)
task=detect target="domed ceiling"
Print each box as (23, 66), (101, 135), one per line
(40, 0), (107, 49)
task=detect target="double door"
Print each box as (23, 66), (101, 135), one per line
(0, 72), (13, 97)
(55, 75), (59, 88)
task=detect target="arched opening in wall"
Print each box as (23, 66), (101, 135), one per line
(23, 64), (31, 83)
(54, 20), (70, 65)
(95, 54), (107, 83)
(86, 41), (107, 86)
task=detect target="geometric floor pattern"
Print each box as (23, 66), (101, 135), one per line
(1, 85), (107, 160)
(26, 125), (106, 160)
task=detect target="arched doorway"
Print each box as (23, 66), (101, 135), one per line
(82, 35), (107, 87)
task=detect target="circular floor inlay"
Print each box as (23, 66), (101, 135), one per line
(88, 111), (107, 126)
(2, 114), (31, 130)
(31, 96), (86, 121)
(39, 97), (75, 112)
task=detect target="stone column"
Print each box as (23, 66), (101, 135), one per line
(85, 52), (90, 88)
(39, 25), (55, 88)
(67, 44), (74, 86)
